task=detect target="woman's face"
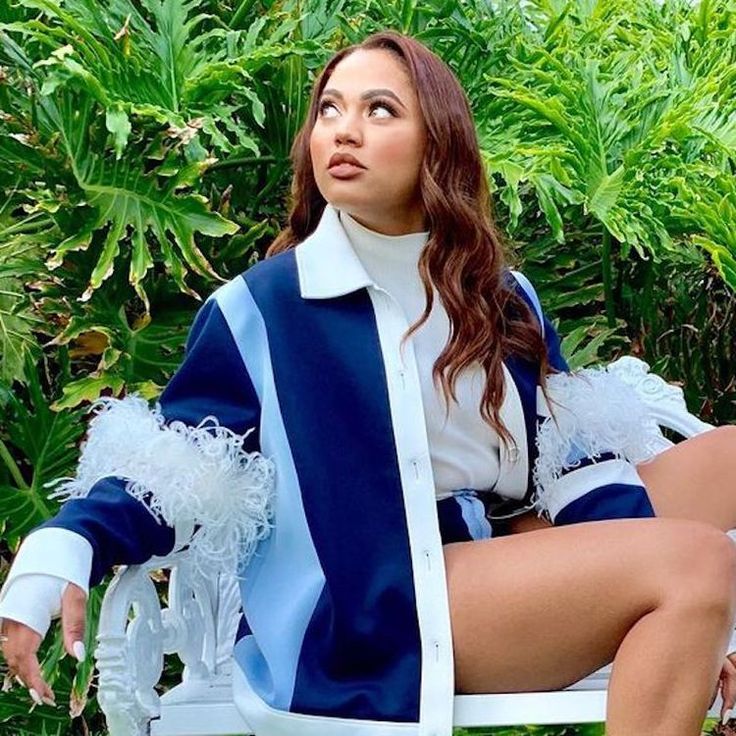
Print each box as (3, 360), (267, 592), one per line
(309, 48), (428, 235)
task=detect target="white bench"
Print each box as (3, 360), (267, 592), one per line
(94, 356), (727, 736)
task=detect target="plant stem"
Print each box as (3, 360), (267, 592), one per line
(0, 438), (28, 489)
(602, 228), (616, 328)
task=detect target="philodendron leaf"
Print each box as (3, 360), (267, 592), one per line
(105, 104), (132, 159)
(565, 326), (621, 370)
(587, 165), (626, 223)
(51, 372), (126, 411)
(559, 324), (590, 358)
(47, 155), (239, 300)
(0, 483), (56, 548)
(0, 364), (85, 546)
(694, 236), (736, 291)
(0, 277), (41, 384)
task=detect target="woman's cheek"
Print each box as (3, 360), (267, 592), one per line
(385, 130), (424, 177)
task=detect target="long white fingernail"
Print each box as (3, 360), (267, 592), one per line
(29, 688), (43, 706)
(72, 640), (86, 662)
(722, 708), (732, 725)
(42, 695), (56, 707)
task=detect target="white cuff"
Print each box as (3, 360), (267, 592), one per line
(539, 459), (645, 521)
(0, 527), (94, 597)
(0, 574), (67, 638)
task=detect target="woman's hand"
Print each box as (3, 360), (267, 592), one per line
(714, 653), (736, 725)
(0, 581), (87, 706)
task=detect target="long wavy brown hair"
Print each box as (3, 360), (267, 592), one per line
(267, 31), (550, 447)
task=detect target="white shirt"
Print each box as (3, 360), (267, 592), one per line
(339, 209), (501, 499)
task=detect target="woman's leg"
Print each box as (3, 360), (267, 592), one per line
(444, 516), (736, 736)
(637, 425), (736, 531)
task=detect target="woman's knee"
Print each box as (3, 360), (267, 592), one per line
(712, 424), (736, 444)
(658, 520), (736, 612)
(697, 425), (736, 461)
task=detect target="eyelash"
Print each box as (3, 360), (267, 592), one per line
(318, 100), (397, 117)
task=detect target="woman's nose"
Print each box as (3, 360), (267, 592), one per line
(334, 112), (362, 146)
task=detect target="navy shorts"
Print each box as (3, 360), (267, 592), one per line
(436, 489), (494, 545)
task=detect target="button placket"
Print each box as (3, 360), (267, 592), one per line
(369, 285), (453, 733)
(398, 368), (407, 389)
(423, 548), (432, 571)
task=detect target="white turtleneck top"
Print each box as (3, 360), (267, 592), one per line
(338, 209), (501, 500)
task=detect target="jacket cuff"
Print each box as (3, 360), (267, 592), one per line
(538, 458), (646, 521)
(0, 574), (68, 638)
(0, 528), (93, 637)
(1, 527), (93, 595)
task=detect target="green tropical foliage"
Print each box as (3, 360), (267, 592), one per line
(1, 0), (735, 733)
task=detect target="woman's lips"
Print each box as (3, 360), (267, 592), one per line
(328, 163), (365, 179)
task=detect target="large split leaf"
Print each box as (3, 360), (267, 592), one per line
(48, 143), (239, 300)
(50, 292), (191, 409)
(0, 359), (85, 547)
(0, 276), (40, 384)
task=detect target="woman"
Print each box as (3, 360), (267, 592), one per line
(2, 30), (736, 736)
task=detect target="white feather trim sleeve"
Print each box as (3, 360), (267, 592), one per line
(533, 367), (663, 521)
(49, 395), (276, 576)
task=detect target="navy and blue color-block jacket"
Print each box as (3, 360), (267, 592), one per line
(33, 204), (654, 736)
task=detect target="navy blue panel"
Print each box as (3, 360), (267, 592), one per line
(504, 352), (540, 498)
(235, 613), (251, 644)
(506, 270), (570, 373)
(542, 316), (570, 372)
(436, 496), (473, 545)
(159, 298), (261, 453)
(554, 483), (655, 525)
(244, 254), (421, 722)
(38, 477), (175, 586)
(504, 271), (569, 500)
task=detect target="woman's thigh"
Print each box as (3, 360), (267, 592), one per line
(636, 425), (736, 531)
(443, 516), (726, 694)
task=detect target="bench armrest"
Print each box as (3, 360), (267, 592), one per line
(95, 550), (241, 736)
(606, 356), (713, 439)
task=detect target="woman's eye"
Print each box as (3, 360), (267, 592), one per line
(369, 101), (396, 118)
(318, 101), (339, 117)
(317, 100), (396, 118)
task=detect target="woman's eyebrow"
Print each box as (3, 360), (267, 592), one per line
(321, 87), (407, 110)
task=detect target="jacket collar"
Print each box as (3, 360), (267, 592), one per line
(295, 204), (374, 299)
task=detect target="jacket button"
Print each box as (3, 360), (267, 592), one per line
(508, 446), (521, 461)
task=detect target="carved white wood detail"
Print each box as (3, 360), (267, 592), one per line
(96, 549), (242, 736)
(605, 356), (713, 440)
(95, 356), (715, 735)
